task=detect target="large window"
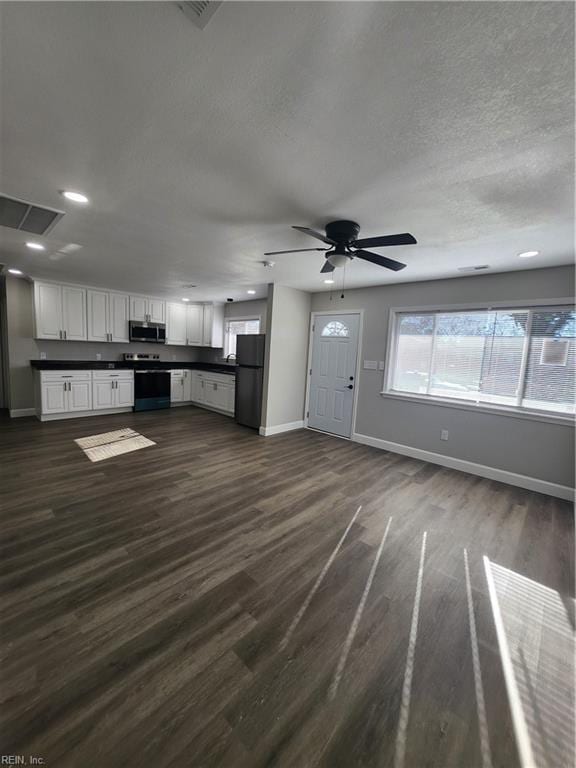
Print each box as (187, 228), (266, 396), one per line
(224, 317), (260, 357)
(385, 305), (576, 418)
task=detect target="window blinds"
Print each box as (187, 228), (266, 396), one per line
(391, 306), (575, 415)
(224, 318), (260, 356)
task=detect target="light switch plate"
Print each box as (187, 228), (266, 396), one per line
(96, 353), (102, 361)
(378, 361), (385, 370)
(363, 360), (377, 370)
(40, 351), (46, 360)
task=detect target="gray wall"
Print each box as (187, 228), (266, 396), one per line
(310, 265), (575, 488)
(262, 284), (311, 429)
(224, 298), (267, 326)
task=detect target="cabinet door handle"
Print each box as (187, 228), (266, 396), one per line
(213, 383), (217, 391)
(64, 330), (67, 340)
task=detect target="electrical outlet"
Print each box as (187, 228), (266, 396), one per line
(96, 353), (102, 361)
(40, 351), (46, 360)
(441, 429), (449, 441)
(172, 354), (177, 361)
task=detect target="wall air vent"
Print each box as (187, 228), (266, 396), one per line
(0, 195), (64, 235)
(176, 1), (222, 30)
(458, 265), (490, 273)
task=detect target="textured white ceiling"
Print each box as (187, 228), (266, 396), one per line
(0, 1), (573, 302)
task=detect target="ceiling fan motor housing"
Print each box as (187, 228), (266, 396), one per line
(325, 220), (360, 244)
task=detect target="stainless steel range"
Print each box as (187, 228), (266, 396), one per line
(124, 354), (170, 411)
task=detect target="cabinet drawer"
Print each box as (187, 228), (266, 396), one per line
(92, 370), (134, 381)
(170, 369), (184, 377)
(203, 374), (235, 386)
(40, 370), (92, 382)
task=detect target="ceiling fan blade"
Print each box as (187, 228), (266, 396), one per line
(292, 226), (336, 245)
(352, 232), (417, 249)
(263, 247), (329, 256)
(320, 260), (336, 273)
(354, 249), (406, 271)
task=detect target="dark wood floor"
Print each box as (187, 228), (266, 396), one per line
(0, 407), (573, 767)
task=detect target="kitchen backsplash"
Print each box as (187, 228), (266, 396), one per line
(35, 340), (208, 361)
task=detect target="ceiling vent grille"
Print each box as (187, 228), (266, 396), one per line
(0, 195), (64, 235)
(176, 1), (222, 29)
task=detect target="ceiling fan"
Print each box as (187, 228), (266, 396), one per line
(264, 220), (417, 273)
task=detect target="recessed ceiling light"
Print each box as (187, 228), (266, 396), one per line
(323, 279), (335, 284)
(61, 190), (89, 204)
(182, 298), (190, 302)
(518, 250), (539, 258)
(247, 290), (256, 295)
(26, 241), (45, 251)
(8, 268), (23, 275)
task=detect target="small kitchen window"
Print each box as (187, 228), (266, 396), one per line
(224, 318), (260, 358)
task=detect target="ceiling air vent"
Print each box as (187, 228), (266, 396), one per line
(176, 1), (222, 29)
(0, 195), (64, 235)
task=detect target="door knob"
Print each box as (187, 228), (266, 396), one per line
(347, 384), (354, 390)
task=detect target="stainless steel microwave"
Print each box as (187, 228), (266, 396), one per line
(129, 321), (166, 343)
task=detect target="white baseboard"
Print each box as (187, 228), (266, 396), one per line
(9, 408), (36, 418)
(353, 432), (575, 502)
(259, 420), (305, 437)
(39, 407), (134, 422)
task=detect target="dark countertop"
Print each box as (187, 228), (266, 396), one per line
(30, 360), (237, 375)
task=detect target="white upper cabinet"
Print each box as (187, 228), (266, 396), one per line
(34, 282), (87, 341)
(61, 286), (87, 341)
(130, 296), (165, 324)
(186, 304), (204, 346)
(148, 298), (165, 324)
(130, 296), (147, 322)
(166, 303), (187, 346)
(204, 303), (224, 348)
(109, 293), (130, 342)
(88, 290), (129, 343)
(34, 282), (63, 340)
(33, 280), (223, 346)
(87, 290), (109, 342)
(202, 304), (214, 346)
(183, 303), (223, 347)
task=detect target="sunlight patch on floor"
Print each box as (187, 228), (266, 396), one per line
(75, 428), (156, 462)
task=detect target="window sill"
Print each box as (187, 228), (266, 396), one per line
(380, 391), (576, 426)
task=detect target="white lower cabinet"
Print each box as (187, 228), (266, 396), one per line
(92, 371), (134, 410)
(170, 370), (193, 404)
(41, 380), (68, 414)
(37, 370), (133, 420)
(190, 371), (235, 415)
(39, 371), (93, 416)
(170, 370), (186, 403)
(68, 379), (92, 411)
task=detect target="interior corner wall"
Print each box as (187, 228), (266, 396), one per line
(262, 284), (311, 431)
(5, 276), (38, 412)
(310, 265), (575, 490)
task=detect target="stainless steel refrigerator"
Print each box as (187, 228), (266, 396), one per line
(235, 334), (265, 429)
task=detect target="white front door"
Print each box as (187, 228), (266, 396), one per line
(308, 313), (360, 438)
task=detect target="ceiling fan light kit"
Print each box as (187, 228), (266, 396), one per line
(264, 219), (417, 274)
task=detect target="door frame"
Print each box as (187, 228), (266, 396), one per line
(304, 309), (364, 439)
